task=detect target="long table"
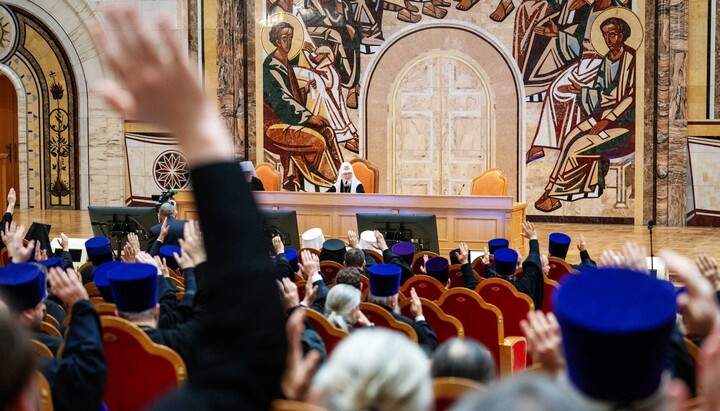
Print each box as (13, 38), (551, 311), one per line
(175, 191), (527, 255)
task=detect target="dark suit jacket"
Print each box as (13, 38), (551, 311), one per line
(382, 249), (414, 285)
(152, 162), (286, 410)
(571, 250), (598, 271)
(382, 305), (438, 356)
(40, 300), (107, 411)
(250, 177), (265, 191)
(147, 216), (187, 255)
(477, 239), (544, 309)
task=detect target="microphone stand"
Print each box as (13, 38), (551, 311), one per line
(648, 222), (655, 277)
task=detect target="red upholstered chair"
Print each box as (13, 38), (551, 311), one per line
(547, 256), (578, 283)
(320, 260), (343, 282)
(448, 264), (483, 288)
(400, 275), (446, 301)
(432, 377), (484, 411)
(360, 275), (370, 291)
(399, 298), (463, 344)
(437, 288), (526, 377)
(475, 278), (534, 339)
(359, 302), (418, 343)
(296, 280), (307, 303)
(541, 276), (560, 314)
(349, 158), (380, 193)
(304, 308), (349, 357)
(471, 254), (494, 278)
(101, 316), (187, 411)
(411, 251), (440, 275)
(363, 249), (383, 264)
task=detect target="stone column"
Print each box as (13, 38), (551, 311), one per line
(654, 0), (688, 226)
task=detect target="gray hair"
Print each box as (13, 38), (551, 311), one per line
(452, 373), (586, 411)
(368, 293), (396, 307)
(324, 285), (361, 332)
(431, 337), (496, 384)
(312, 328), (433, 411)
(118, 307), (155, 323)
(158, 202), (176, 218)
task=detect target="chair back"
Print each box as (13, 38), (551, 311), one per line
(411, 251), (440, 275)
(399, 298), (463, 344)
(271, 399), (329, 411)
(101, 316), (187, 411)
(298, 248), (321, 263)
(448, 264), (482, 288)
(32, 339), (55, 360)
(476, 278), (534, 338)
(39, 321), (62, 338)
(432, 377), (484, 411)
(547, 256), (578, 282)
(400, 275), (446, 301)
(437, 288), (504, 368)
(349, 158), (379, 193)
(84, 282), (102, 299)
(363, 249), (383, 264)
(304, 308), (350, 357)
(296, 280), (307, 303)
(360, 275), (370, 291)
(319, 260), (343, 282)
(471, 255), (493, 278)
(359, 302), (418, 343)
(541, 276), (559, 314)
(470, 168), (507, 196)
(256, 163), (281, 191)
(36, 371), (54, 411)
(168, 276), (185, 291)
(94, 302), (118, 317)
(44, 314), (60, 328)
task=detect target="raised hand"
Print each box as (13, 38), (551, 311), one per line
(419, 254), (429, 274)
(481, 246), (490, 265)
(620, 241), (648, 273)
(298, 250), (320, 279)
(409, 288), (423, 318)
(278, 277), (300, 310)
(48, 267), (88, 307)
(281, 309), (322, 400)
(121, 242), (137, 263)
(599, 248), (623, 268)
(154, 256), (170, 277)
(91, 5), (233, 166)
(576, 233), (587, 252)
(303, 280), (318, 308)
(179, 220), (206, 266)
(372, 230), (388, 251)
(6, 187), (16, 210)
(11, 225), (34, 263)
(520, 311), (565, 375)
(521, 221), (537, 240)
(455, 242), (470, 265)
(347, 230), (359, 248)
(158, 218), (169, 242)
(60, 232), (70, 251)
(135, 251), (162, 276)
(697, 254), (720, 289)
(272, 235), (285, 255)
(661, 249), (719, 338)
(127, 232), (141, 254)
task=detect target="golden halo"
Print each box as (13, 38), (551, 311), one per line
(590, 7), (643, 56)
(261, 12), (304, 60)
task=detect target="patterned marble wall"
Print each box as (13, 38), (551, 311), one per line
(248, 0), (647, 223)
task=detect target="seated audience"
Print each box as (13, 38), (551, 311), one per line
(147, 202), (187, 255)
(335, 266), (363, 290)
(272, 235), (298, 281)
(367, 263), (438, 354)
(430, 337), (496, 384)
(0, 310), (36, 410)
(547, 232), (597, 271)
(0, 263), (107, 411)
(324, 284), (372, 331)
(310, 328), (432, 410)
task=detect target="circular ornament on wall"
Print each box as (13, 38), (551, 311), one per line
(153, 150), (190, 190)
(0, 5), (19, 63)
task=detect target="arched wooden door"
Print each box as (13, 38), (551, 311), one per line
(0, 75), (18, 208)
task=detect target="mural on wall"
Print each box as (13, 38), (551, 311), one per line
(0, 5), (78, 209)
(255, 0), (644, 221)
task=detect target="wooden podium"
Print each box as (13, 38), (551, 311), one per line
(174, 191), (527, 255)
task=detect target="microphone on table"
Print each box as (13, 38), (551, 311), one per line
(647, 220), (656, 277)
(457, 184), (466, 195)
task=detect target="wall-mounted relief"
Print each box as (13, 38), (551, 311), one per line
(250, 0), (644, 222)
(124, 132), (189, 206)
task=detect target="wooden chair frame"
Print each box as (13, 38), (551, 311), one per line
(44, 313), (60, 328)
(36, 371), (54, 411)
(349, 158), (380, 193)
(470, 168), (508, 196)
(400, 274), (446, 301)
(541, 275), (559, 314)
(547, 256), (578, 282)
(84, 282), (102, 299)
(319, 260), (344, 282)
(94, 302), (118, 317)
(432, 377), (484, 411)
(304, 308), (349, 356)
(40, 321), (62, 338)
(271, 399), (329, 411)
(32, 339), (55, 360)
(363, 249), (383, 264)
(359, 302), (418, 343)
(411, 251), (440, 275)
(399, 297), (464, 343)
(437, 288), (526, 377)
(256, 162), (282, 192)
